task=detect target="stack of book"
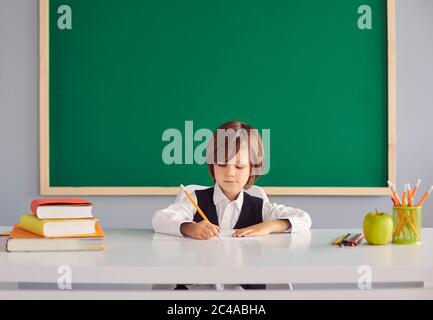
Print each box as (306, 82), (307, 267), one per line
(7, 198), (105, 252)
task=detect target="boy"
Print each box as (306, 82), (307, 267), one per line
(152, 121), (312, 290)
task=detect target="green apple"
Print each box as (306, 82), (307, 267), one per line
(363, 209), (393, 245)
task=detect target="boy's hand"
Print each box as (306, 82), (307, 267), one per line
(180, 220), (220, 240)
(233, 220), (291, 237)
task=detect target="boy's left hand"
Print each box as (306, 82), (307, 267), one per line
(232, 221), (274, 237)
(233, 220), (291, 237)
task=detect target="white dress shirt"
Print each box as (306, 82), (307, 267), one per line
(152, 183), (312, 236)
(151, 183), (312, 291)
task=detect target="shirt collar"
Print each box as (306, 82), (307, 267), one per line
(213, 183), (244, 211)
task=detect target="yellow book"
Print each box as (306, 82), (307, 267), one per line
(19, 214), (97, 238)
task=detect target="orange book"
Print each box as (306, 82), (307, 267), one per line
(6, 223), (105, 252)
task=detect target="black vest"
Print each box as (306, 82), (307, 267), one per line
(185, 187), (266, 290)
(193, 187), (263, 229)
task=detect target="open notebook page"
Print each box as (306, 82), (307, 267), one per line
(153, 229), (262, 241)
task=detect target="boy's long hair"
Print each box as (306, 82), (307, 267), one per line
(206, 121), (265, 190)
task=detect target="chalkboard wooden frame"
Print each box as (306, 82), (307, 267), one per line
(39, 0), (396, 196)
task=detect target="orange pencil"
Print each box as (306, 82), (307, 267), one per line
(417, 186), (433, 207)
(387, 181), (402, 206)
(402, 184), (407, 207)
(180, 184), (220, 238)
(411, 179), (421, 198)
(407, 184), (413, 206)
(180, 184), (209, 221)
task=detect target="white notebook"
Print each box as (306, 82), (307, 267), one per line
(153, 230), (262, 241)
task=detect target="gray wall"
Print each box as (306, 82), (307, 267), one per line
(1, 0), (432, 229)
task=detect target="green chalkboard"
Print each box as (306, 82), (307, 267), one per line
(41, 0), (395, 195)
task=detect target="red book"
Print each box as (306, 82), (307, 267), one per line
(30, 198), (93, 219)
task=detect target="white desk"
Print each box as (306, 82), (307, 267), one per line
(1, 228), (433, 299)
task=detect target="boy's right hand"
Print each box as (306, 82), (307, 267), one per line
(180, 221), (220, 240)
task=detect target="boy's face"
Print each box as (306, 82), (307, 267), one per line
(213, 146), (250, 198)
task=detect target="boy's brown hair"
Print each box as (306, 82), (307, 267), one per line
(206, 121), (265, 190)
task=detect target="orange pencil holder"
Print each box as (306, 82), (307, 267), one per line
(392, 206), (422, 244)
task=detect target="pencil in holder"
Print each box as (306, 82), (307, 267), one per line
(392, 206), (422, 244)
